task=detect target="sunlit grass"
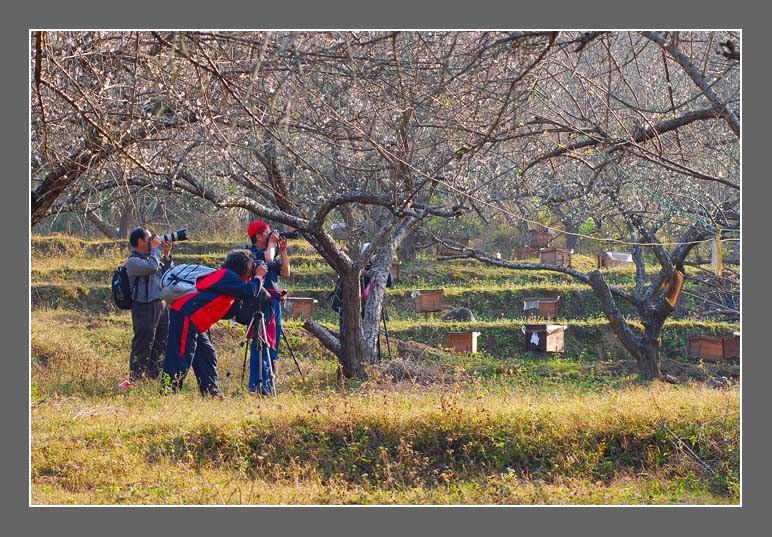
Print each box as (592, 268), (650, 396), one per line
(31, 382), (739, 505)
(29, 235), (741, 505)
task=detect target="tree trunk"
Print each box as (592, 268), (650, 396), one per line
(86, 209), (119, 239)
(587, 270), (663, 380)
(339, 270), (367, 379)
(118, 202), (136, 240)
(636, 336), (663, 380)
(564, 222), (580, 251)
(362, 268), (391, 364)
(397, 229), (419, 261)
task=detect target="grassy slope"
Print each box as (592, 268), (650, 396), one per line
(30, 236), (741, 505)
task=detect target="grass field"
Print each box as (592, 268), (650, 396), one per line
(30, 235), (740, 505)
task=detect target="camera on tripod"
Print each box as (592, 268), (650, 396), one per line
(157, 229), (188, 242)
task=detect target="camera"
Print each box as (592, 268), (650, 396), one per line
(279, 230), (300, 240)
(159, 229), (188, 242)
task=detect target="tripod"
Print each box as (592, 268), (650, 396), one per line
(221, 315), (257, 394)
(255, 311), (277, 396)
(221, 312), (276, 396)
(377, 298), (393, 364)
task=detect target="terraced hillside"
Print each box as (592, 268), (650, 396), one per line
(30, 235), (740, 505)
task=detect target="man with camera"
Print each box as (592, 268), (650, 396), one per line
(246, 221), (293, 395)
(331, 243), (393, 331)
(162, 249), (268, 397)
(121, 228), (174, 389)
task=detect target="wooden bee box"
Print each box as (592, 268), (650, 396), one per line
(447, 331), (480, 354)
(664, 271), (685, 309)
(723, 332), (740, 360)
(522, 324), (566, 353)
(513, 246), (539, 260)
(597, 251), (634, 268)
(523, 296), (560, 320)
(331, 223), (348, 240)
(539, 248), (572, 268)
(687, 336), (725, 362)
(414, 289), (444, 313)
(528, 230), (552, 248)
(284, 297), (317, 321)
(437, 239), (469, 257)
(390, 260), (401, 282)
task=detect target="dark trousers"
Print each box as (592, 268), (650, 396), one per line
(130, 299), (168, 381)
(162, 309), (220, 396)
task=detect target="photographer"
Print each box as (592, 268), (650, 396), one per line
(161, 250), (268, 397)
(246, 221), (291, 395)
(331, 243), (393, 331)
(120, 228), (174, 389)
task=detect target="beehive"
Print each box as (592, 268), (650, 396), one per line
(437, 239), (469, 257)
(447, 331), (480, 354)
(597, 251), (634, 268)
(414, 289), (444, 313)
(686, 336), (725, 362)
(664, 270), (685, 308)
(284, 297), (317, 321)
(539, 248), (572, 268)
(331, 222), (348, 240)
(522, 324), (567, 353)
(528, 229), (552, 248)
(513, 246), (539, 260)
(723, 332), (740, 360)
(523, 296), (560, 320)
(390, 260), (401, 282)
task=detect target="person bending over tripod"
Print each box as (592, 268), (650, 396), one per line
(161, 250), (268, 397)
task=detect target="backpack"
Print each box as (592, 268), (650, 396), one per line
(160, 264), (216, 304)
(329, 278), (343, 313)
(111, 264), (136, 310)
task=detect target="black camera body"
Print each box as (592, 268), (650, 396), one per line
(223, 287), (273, 326)
(279, 230), (300, 240)
(159, 229), (188, 242)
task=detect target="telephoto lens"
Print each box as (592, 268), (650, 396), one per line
(160, 229), (188, 242)
(278, 230), (300, 240)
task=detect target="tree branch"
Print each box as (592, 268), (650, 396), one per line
(642, 31), (740, 137)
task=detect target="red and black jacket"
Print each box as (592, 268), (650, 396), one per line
(170, 268), (262, 333)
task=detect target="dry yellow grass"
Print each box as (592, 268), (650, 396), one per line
(31, 382), (739, 505)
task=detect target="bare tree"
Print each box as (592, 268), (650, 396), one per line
(439, 31), (740, 379)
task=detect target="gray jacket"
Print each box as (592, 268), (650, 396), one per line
(125, 248), (174, 303)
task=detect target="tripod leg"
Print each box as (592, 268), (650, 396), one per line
(377, 329), (382, 364)
(281, 328), (304, 379)
(240, 336), (249, 387)
(382, 308), (392, 360)
(222, 319), (254, 394)
(259, 314), (276, 396)
(257, 341), (263, 394)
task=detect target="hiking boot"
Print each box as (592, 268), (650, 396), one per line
(117, 379), (136, 390)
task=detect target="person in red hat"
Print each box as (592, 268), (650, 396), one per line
(246, 220), (291, 395)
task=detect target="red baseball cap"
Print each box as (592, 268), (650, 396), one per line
(248, 220), (269, 237)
